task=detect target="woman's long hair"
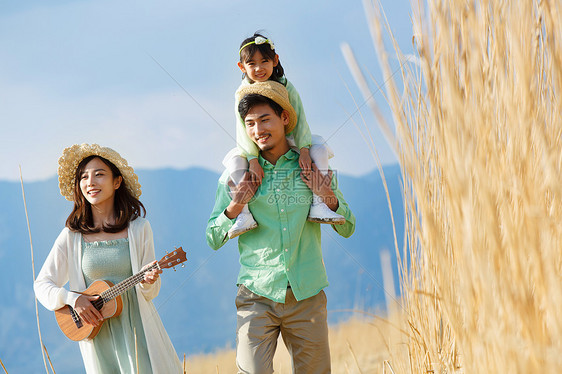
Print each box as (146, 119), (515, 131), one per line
(65, 155), (146, 234)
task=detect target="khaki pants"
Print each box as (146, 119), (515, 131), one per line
(235, 285), (331, 374)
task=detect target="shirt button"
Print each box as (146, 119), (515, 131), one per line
(285, 248), (288, 252)
(283, 228), (287, 231)
(286, 268), (290, 272)
(274, 171), (277, 174)
(276, 188), (280, 192)
(281, 209), (285, 212)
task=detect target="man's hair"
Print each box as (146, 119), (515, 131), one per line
(238, 94), (285, 120)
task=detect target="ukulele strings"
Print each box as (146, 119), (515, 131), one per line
(91, 263), (160, 310)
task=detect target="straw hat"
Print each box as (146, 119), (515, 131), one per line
(236, 80), (297, 134)
(57, 143), (141, 201)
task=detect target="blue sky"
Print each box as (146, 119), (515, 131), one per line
(1, 0), (413, 182)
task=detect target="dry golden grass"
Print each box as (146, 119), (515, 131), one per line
(187, 1), (562, 372)
(183, 316), (408, 373)
(343, 0), (562, 372)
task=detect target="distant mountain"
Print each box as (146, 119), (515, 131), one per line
(0, 165), (404, 373)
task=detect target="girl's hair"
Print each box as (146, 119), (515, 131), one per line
(239, 32), (285, 82)
(66, 155), (146, 234)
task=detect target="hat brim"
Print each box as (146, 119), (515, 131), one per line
(57, 144), (141, 201)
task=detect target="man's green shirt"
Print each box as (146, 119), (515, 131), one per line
(206, 149), (355, 303)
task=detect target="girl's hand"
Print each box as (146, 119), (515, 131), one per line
(248, 158), (264, 184)
(75, 294), (103, 326)
(228, 172), (259, 206)
(300, 164), (339, 211)
(299, 148), (312, 175)
(225, 172), (260, 219)
(141, 261), (162, 284)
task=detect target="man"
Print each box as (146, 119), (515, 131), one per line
(206, 80), (355, 374)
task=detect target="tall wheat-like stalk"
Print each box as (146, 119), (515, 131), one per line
(345, 0), (562, 372)
(20, 166), (52, 374)
(0, 357), (8, 374)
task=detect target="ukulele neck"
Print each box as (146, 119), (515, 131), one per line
(99, 262), (160, 302)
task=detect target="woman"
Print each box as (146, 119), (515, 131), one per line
(34, 143), (182, 373)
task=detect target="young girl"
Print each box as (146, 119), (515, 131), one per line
(223, 31), (345, 238)
(34, 144), (182, 374)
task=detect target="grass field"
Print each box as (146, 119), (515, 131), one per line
(342, 0), (562, 372)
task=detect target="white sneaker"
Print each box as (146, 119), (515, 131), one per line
(307, 195), (345, 225)
(228, 205), (258, 239)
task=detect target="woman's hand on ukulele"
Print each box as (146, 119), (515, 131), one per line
(75, 294), (103, 326)
(141, 261), (162, 284)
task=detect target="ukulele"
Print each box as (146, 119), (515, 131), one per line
(55, 247), (187, 341)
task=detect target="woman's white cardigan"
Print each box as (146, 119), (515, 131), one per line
(34, 217), (182, 374)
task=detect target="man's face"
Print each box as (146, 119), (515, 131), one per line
(244, 103), (289, 152)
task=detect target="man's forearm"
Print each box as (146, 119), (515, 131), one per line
(225, 200), (245, 219)
(320, 189), (339, 212)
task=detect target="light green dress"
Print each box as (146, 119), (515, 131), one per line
(81, 238), (152, 374)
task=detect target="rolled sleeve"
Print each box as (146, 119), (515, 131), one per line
(66, 291), (81, 308)
(206, 172), (235, 251)
(138, 278), (161, 300)
(331, 177), (356, 238)
(215, 211), (234, 232)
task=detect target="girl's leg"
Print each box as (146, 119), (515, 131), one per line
(224, 153), (249, 185)
(309, 142), (330, 172)
(222, 149), (258, 238)
(308, 141), (345, 224)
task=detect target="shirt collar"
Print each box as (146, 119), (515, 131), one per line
(259, 148), (299, 169)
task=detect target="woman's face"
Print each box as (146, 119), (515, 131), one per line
(79, 157), (122, 208)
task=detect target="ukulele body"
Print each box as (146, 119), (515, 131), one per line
(52, 246), (186, 342)
(54, 280), (123, 341)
